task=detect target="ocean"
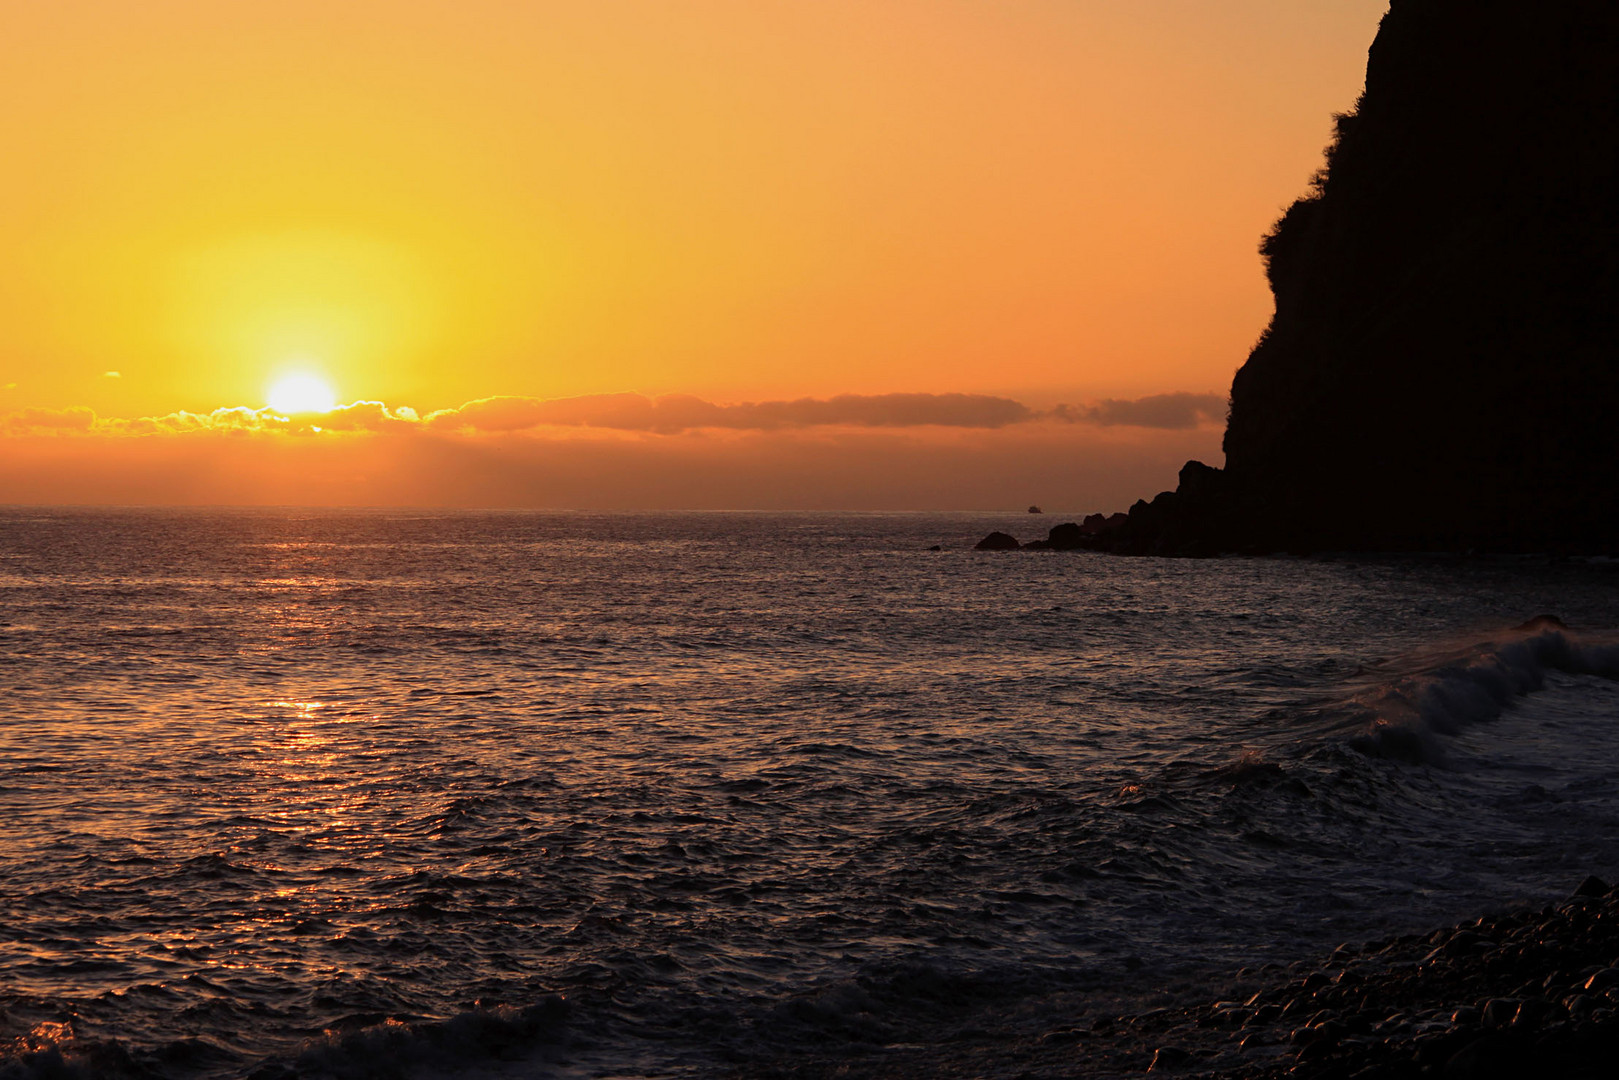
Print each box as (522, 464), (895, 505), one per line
(3, 508), (1619, 1078)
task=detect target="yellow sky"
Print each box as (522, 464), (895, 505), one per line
(0, 1), (1387, 509)
(2, 1), (1385, 409)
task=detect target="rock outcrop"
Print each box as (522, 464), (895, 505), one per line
(1097, 0), (1619, 555)
(974, 531), (1021, 551)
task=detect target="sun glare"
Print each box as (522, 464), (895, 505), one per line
(267, 373), (338, 415)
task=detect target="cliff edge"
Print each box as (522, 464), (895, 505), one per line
(1103, 0), (1619, 555)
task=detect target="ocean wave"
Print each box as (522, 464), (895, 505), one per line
(1340, 617), (1619, 764)
(266, 999), (570, 1080)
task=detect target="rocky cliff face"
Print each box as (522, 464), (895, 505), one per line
(1118, 0), (1619, 554)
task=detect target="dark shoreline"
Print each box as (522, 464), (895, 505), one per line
(1053, 877), (1619, 1079)
(973, 512), (1619, 562)
(752, 878), (1619, 1079)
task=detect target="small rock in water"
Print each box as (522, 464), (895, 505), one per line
(973, 531), (1020, 551)
(1045, 521), (1085, 550)
(1573, 875), (1609, 897)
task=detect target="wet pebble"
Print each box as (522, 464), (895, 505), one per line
(1147, 1046), (1191, 1071)
(1481, 998), (1521, 1028)
(1511, 997), (1554, 1029)
(1582, 967), (1619, 992)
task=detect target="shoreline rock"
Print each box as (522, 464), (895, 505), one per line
(978, 514), (1128, 554)
(1041, 877), (1619, 1078)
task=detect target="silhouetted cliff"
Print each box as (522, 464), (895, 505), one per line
(1105, 0), (1619, 554)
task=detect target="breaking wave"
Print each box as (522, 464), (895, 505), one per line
(1337, 617), (1619, 764)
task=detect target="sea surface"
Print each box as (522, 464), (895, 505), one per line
(4, 509), (1619, 1078)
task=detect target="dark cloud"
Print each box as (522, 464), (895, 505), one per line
(425, 392), (1034, 433)
(425, 393), (658, 432)
(1048, 392), (1226, 430)
(1, 390), (1225, 437)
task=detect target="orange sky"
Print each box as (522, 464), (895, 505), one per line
(0, 0), (1388, 510)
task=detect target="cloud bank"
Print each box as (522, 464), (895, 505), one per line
(423, 391), (1036, 433)
(1049, 392), (1226, 429)
(0, 389), (1226, 510)
(1, 390), (1223, 437)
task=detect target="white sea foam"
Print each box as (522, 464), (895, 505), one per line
(1343, 618), (1619, 763)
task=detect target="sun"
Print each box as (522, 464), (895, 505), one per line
(267, 372), (337, 415)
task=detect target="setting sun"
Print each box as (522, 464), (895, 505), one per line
(267, 372), (337, 415)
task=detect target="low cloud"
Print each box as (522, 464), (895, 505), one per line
(307, 400), (421, 432)
(0, 389), (1228, 510)
(0, 390), (1225, 437)
(423, 391), (1034, 433)
(2, 406), (96, 434)
(1049, 391), (1226, 430)
(76, 401), (421, 436)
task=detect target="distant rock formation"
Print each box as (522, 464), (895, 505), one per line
(980, 515), (1127, 552)
(974, 531), (1021, 551)
(1092, 0), (1619, 555)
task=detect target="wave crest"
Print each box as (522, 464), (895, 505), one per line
(1345, 620), (1619, 764)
